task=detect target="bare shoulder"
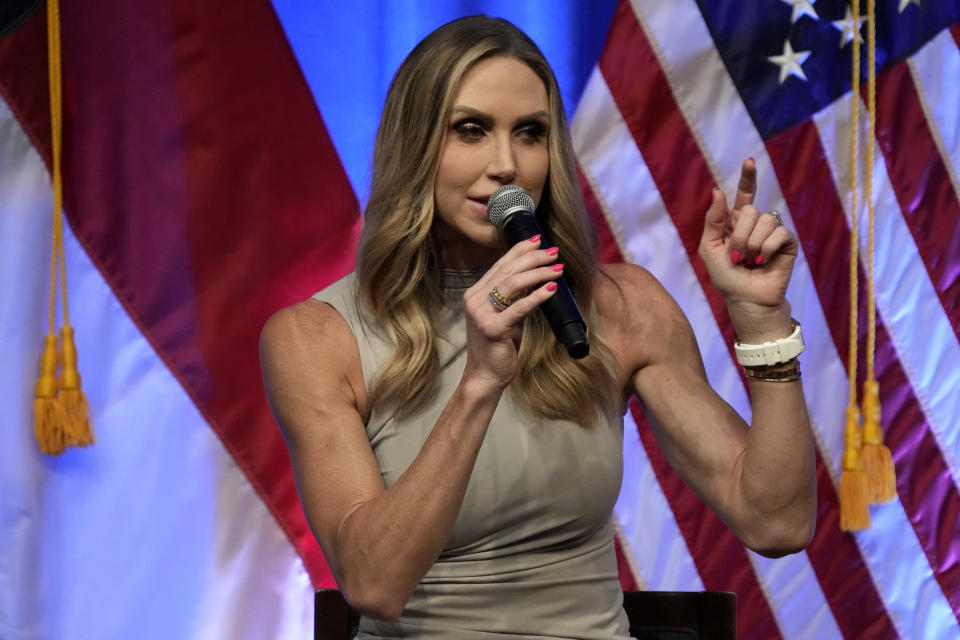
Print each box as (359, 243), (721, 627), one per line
(594, 263), (696, 377)
(260, 297), (367, 430)
(595, 262), (684, 334)
(260, 297), (353, 360)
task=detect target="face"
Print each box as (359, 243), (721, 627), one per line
(433, 56), (550, 268)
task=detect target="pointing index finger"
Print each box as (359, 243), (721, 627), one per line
(733, 157), (757, 211)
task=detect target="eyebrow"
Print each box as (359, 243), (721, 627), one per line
(450, 105), (550, 123)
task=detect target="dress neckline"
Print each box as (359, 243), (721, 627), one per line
(438, 267), (487, 292)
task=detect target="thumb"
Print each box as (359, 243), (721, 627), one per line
(701, 187), (727, 245)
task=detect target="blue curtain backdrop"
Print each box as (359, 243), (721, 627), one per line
(271, 0), (620, 206)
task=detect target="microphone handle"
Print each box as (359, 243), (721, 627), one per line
(502, 212), (590, 359)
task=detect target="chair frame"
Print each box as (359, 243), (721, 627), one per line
(314, 589), (736, 639)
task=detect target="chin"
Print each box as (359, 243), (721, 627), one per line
(474, 227), (507, 249)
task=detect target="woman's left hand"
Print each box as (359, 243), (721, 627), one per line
(698, 158), (798, 339)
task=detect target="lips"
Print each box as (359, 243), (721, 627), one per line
(467, 195), (491, 218)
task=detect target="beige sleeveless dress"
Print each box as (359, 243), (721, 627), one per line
(314, 270), (632, 639)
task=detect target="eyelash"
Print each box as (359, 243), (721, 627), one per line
(452, 120), (547, 143)
(454, 121), (485, 140)
(519, 123), (547, 142)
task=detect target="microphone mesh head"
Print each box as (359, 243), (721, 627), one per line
(487, 185), (535, 229)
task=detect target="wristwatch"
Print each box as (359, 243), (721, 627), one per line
(734, 319), (805, 368)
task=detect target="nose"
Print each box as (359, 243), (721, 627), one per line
(486, 133), (518, 184)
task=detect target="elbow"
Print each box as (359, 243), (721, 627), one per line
(340, 579), (409, 622)
(332, 514), (414, 622)
(749, 532), (812, 558)
(738, 476), (817, 558)
(741, 511), (815, 558)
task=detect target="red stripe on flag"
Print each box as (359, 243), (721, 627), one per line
(0, 1), (361, 586)
(871, 62), (960, 343)
(767, 119), (960, 622)
(578, 165), (625, 266)
(0, 11), (50, 172)
(598, 3), (902, 637)
(806, 450), (899, 638)
(580, 166), (643, 595)
(578, 160), (783, 639)
(952, 23), (960, 50)
(598, 1), (740, 359)
(613, 536), (640, 592)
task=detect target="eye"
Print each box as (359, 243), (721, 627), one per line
(517, 122), (547, 143)
(453, 120), (485, 142)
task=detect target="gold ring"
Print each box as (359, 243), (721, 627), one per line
(489, 287), (512, 311)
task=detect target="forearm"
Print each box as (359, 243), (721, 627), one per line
(738, 374), (816, 552)
(335, 375), (501, 618)
(731, 306), (817, 554)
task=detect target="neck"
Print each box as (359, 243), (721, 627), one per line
(432, 227), (502, 270)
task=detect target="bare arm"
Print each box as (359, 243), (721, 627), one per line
(602, 264), (815, 557)
(601, 159), (816, 557)
(259, 239), (562, 620)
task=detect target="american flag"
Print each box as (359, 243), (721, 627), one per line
(582, 1), (960, 638)
(1, 1), (957, 638)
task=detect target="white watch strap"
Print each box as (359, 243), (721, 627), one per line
(734, 320), (805, 367)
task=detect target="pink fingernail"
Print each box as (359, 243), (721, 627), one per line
(529, 234), (541, 243)
(551, 263), (564, 272)
(545, 247), (559, 256)
(731, 249), (741, 264)
(546, 282), (558, 292)
(755, 254), (764, 265)
(748, 157), (755, 164)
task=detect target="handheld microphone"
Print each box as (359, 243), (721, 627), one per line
(487, 185), (589, 359)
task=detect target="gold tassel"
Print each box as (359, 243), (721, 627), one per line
(861, 380), (895, 503)
(859, 0), (893, 507)
(57, 326), (94, 447)
(33, 334), (66, 455)
(840, 0), (868, 533)
(840, 406), (870, 531)
(32, 0), (94, 455)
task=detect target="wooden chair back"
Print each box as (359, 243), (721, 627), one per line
(314, 589), (736, 639)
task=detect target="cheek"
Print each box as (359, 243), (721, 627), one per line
(437, 146), (480, 188)
(521, 148), (550, 200)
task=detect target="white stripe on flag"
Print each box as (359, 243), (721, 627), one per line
(0, 97), (314, 640)
(909, 29), (960, 200)
(748, 551), (841, 640)
(812, 92), (960, 491)
(855, 498), (960, 639)
(616, 410), (705, 592)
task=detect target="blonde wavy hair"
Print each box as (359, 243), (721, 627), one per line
(356, 16), (620, 425)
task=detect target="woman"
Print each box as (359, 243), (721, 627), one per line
(260, 15), (815, 639)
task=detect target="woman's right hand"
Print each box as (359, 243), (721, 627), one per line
(461, 236), (563, 392)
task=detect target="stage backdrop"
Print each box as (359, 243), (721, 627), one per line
(1, 1), (958, 639)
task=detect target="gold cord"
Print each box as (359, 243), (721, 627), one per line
(840, 0), (869, 532)
(861, 0), (897, 504)
(866, 0), (876, 382)
(34, 0), (94, 454)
